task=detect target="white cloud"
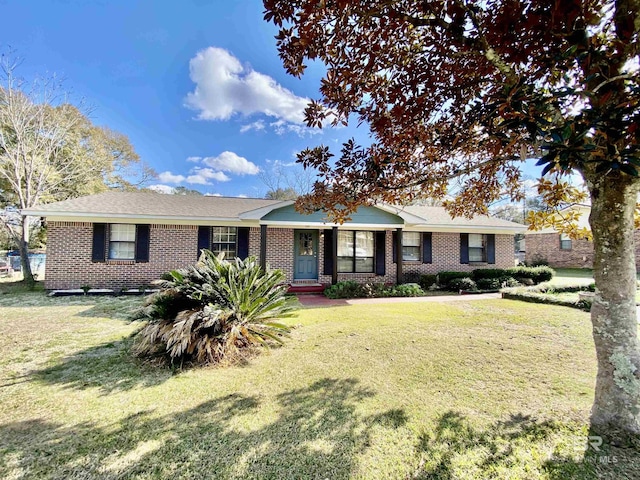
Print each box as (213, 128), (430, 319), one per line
(158, 151), (255, 187)
(240, 120), (266, 133)
(186, 168), (231, 185)
(204, 192), (222, 197)
(237, 194), (248, 198)
(201, 151), (259, 175)
(270, 120), (322, 137)
(184, 47), (310, 127)
(266, 158), (297, 168)
(158, 171), (186, 184)
(148, 184), (175, 194)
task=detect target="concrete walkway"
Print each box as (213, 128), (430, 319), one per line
(296, 292), (501, 308)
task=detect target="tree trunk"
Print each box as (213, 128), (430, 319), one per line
(585, 172), (640, 436)
(18, 215), (35, 288)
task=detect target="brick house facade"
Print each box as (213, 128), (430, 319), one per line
(525, 231), (640, 269)
(26, 192), (524, 291)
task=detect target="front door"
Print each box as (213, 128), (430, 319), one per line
(294, 230), (318, 280)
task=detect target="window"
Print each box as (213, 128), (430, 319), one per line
(468, 233), (487, 262)
(402, 232), (421, 261)
(212, 227), (237, 258)
(109, 224), (136, 260)
(560, 233), (572, 250)
(337, 231), (375, 273)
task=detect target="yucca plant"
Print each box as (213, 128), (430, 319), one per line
(134, 251), (297, 366)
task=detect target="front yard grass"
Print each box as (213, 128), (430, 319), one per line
(550, 268), (595, 286)
(0, 286), (638, 479)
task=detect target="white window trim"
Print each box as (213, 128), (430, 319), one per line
(108, 224), (136, 260)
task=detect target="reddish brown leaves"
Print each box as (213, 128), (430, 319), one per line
(263, 0), (639, 220)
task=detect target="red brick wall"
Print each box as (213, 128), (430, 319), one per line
(525, 231), (640, 269)
(525, 233), (593, 268)
(45, 222), (198, 290)
(45, 222), (517, 289)
(317, 231), (514, 285)
(265, 228), (295, 282)
(317, 230), (397, 285)
(403, 233), (514, 278)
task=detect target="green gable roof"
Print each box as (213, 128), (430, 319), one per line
(261, 204), (403, 225)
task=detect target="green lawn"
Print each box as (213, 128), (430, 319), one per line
(549, 268), (595, 286)
(0, 285), (638, 479)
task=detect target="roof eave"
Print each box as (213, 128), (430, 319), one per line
(238, 200), (294, 220)
(22, 210), (251, 223)
(374, 204), (430, 224)
(406, 223), (526, 234)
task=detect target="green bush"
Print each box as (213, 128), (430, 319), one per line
(473, 276), (520, 290)
(501, 286), (593, 312)
(446, 277), (477, 292)
(531, 283), (595, 294)
(324, 281), (365, 299)
(133, 251), (296, 366)
(508, 265), (554, 284)
(324, 281), (425, 299)
(388, 283), (424, 297)
(471, 266), (553, 285)
(437, 271), (471, 286)
(419, 274), (438, 290)
(500, 276), (521, 288)
(471, 268), (509, 281)
(360, 282), (390, 298)
(476, 278), (503, 290)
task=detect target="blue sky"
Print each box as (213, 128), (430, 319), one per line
(3, 0), (557, 201)
(2, 0), (372, 197)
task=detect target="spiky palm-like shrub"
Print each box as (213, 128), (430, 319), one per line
(134, 251), (296, 366)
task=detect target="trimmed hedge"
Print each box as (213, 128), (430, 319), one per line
(324, 281), (425, 299)
(476, 276), (519, 290)
(436, 266), (554, 291)
(471, 269), (510, 280)
(446, 277), (477, 292)
(508, 266), (554, 284)
(437, 271), (471, 286)
(501, 283), (594, 311)
(419, 274), (438, 290)
(502, 290), (592, 311)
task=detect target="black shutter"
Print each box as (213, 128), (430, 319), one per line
(323, 229), (333, 275)
(486, 234), (496, 264)
(237, 227), (250, 259)
(422, 233), (432, 264)
(135, 224), (150, 263)
(92, 223), (107, 262)
(197, 226), (211, 259)
(460, 233), (469, 264)
(375, 231), (386, 275)
(392, 230), (397, 263)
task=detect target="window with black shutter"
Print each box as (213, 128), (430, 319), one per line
(93, 223), (150, 262)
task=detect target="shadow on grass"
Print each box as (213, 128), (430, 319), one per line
(0, 378), (406, 479)
(67, 296), (146, 320)
(414, 411), (640, 479)
(30, 336), (173, 395)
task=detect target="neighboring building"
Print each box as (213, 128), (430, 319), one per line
(525, 205), (592, 268)
(524, 204), (640, 269)
(24, 191), (524, 290)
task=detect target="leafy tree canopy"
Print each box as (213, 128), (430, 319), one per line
(265, 186), (299, 200)
(264, 0), (638, 222)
